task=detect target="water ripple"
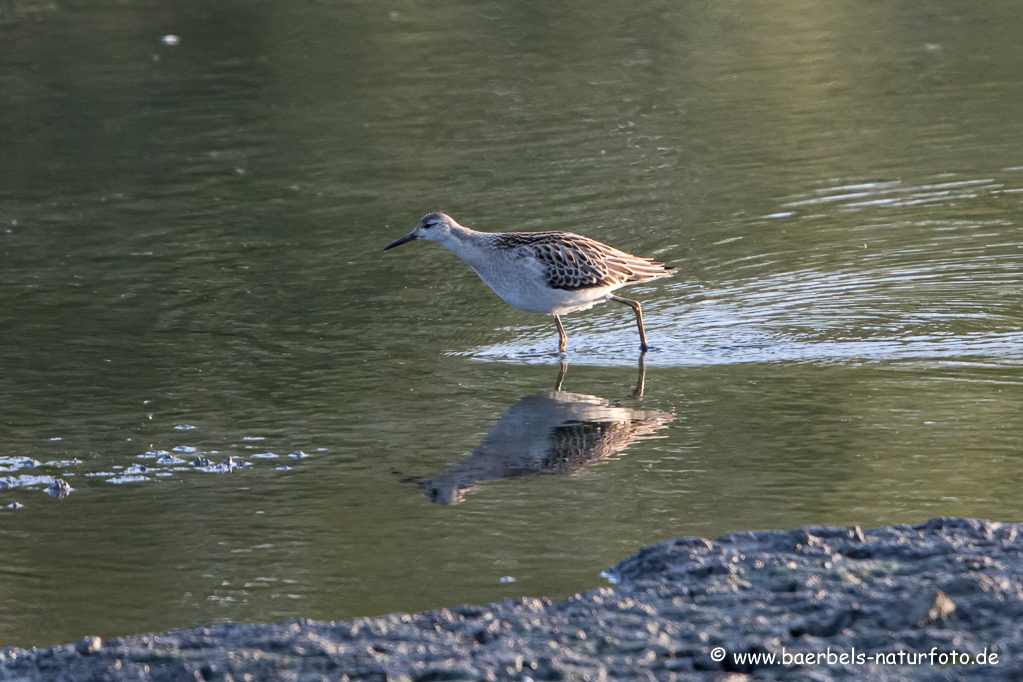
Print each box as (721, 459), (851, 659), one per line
(467, 174), (1022, 368)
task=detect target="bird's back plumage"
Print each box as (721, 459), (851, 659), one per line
(491, 231), (675, 292)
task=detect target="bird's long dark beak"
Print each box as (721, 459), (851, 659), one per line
(383, 232), (418, 252)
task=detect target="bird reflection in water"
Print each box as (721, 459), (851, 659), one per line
(421, 358), (673, 504)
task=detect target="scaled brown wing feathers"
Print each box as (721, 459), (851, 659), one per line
(494, 232), (675, 291)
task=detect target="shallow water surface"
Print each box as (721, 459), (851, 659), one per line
(1, 0), (1022, 648)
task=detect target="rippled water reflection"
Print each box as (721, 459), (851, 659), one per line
(419, 361), (672, 504)
(1, 0), (1021, 650)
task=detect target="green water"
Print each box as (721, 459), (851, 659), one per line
(1, 0), (1021, 648)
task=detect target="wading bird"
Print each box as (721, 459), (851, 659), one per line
(384, 213), (675, 352)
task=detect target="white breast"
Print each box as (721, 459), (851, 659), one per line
(466, 249), (613, 315)
(493, 274), (612, 315)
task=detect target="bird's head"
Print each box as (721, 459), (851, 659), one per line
(383, 212), (459, 251)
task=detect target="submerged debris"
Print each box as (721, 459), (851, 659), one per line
(194, 456), (243, 474)
(139, 450), (169, 459)
(43, 458), (83, 467)
(1, 474), (55, 490)
(107, 475), (150, 484)
(0, 456), (41, 472)
(190, 455), (212, 468)
(46, 479), (73, 499)
(0, 439), (316, 500)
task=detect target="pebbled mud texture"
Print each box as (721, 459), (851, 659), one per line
(3, 517), (1022, 681)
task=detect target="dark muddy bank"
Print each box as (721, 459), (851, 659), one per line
(3, 518), (1021, 681)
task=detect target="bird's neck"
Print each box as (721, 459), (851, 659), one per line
(437, 226), (491, 266)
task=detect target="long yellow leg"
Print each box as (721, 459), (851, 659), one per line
(610, 295), (649, 352)
(555, 361), (568, 390)
(554, 315), (567, 353)
(630, 353), (646, 399)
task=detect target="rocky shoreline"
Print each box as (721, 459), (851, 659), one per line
(3, 517), (1021, 681)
